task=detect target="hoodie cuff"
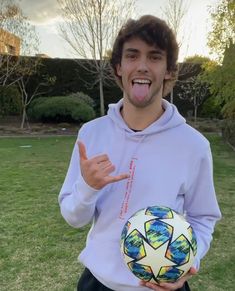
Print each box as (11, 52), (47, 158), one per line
(73, 175), (99, 205)
(192, 256), (200, 271)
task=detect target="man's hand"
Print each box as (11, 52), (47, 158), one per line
(78, 141), (129, 190)
(139, 267), (197, 291)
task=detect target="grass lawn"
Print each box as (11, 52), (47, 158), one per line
(0, 134), (234, 290)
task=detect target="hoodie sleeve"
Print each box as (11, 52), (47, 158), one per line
(58, 130), (99, 228)
(184, 144), (221, 270)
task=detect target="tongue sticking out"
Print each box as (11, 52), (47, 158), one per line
(132, 83), (149, 101)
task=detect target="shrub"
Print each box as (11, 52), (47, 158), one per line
(222, 120), (235, 147)
(28, 96), (95, 123)
(221, 100), (235, 147)
(222, 99), (235, 120)
(200, 96), (222, 119)
(0, 85), (22, 116)
(67, 91), (95, 107)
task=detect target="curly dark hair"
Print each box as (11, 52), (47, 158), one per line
(110, 15), (179, 97)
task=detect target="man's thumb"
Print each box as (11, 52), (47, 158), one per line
(77, 141), (88, 161)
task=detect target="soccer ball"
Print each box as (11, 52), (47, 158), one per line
(120, 206), (197, 283)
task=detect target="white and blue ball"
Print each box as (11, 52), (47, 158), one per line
(120, 206), (197, 283)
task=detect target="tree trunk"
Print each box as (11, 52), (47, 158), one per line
(194, 95), (198, 124)
(21, 106), (26, 129)
(194, 106), (198, 123)
(99, 78), (105, 116)
(170, 88), (174, 103)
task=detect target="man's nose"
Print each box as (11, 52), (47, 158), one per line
(137, 57), (149, 73)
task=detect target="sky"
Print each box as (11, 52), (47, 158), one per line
(17, 0), (219, 61)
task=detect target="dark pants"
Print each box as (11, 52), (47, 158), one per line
(77, 268), (191, 291)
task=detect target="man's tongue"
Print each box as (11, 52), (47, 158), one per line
(132, 83), (149, 101)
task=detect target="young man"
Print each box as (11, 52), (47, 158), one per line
(58, 15), (221, 291)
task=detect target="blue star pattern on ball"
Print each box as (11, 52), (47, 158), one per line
(146, 206), (174, 219)
(128, 261), (153, 281)
(124, 229), (146, 260)
(145, 219), (173, 249)
(188, 226), (197, 256)
(166, 234), (191, 265)
(157, 266), (184, 283)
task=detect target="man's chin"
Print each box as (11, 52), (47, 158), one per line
(126, 95), (153, 108)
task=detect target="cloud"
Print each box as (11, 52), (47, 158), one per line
(18, 0), (61, 24)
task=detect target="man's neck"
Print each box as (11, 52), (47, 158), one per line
(121, 99), (164, 131)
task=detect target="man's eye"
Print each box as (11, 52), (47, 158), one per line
(126, 54), (136, 59)
(151, 55), (162, 61)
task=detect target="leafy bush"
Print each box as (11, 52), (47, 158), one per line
(200, 96), (222, 119)
(0, 85), (22, 116)
(68, 91), (95, 107)
(222, 120), (235, 147)
(221, 100), (235, 147)
(28, 95), (95, 123)
(222, 99), (235, 120)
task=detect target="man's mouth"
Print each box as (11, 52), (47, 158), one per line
(131, 79), (151, 101)
(132, 79), (151, 86)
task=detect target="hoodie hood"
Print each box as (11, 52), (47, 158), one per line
(107, 98), (185, 136)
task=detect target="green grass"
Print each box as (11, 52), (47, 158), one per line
(0, 135), (234, 290)
(189, 135), (235, 291)
(0, 136), (86, 291)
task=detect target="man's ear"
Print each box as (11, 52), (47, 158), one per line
(116, 64), (122, 77)
(164, 70), (172, 80)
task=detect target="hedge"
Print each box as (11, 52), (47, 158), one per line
(0, 85), (22, 116)
(28, 95), (95, 123)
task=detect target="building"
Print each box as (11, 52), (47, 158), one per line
(0, 28), (21, 56)
(35, 53), (51, 58)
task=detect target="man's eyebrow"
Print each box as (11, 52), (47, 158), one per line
(123, 48), (166, 55)
(149, 49), (166, 55)
(123, 48), (139, 53)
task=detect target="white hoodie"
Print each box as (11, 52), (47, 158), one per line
(59, 99), (221, 291)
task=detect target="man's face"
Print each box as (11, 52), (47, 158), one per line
(116, 37), (171, 108)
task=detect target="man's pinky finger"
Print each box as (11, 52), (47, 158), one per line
(107, 173), (130, 183)
(115, 173), (130, 181)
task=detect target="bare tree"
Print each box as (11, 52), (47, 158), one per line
(58, 0), (135, 116)
(161, 0), (190, 103)
(16, 62), (56, 129)
(0, 2), (21, 85)
(0, 1), (48, 129)
(178, 76), (209, 123)
(162, 0), (189, 41)
(0, 1), (39, 86)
